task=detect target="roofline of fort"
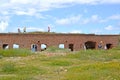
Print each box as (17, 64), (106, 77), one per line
(0, 33), (119, 36)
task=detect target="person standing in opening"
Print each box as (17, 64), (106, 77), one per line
(104, 45), (107, 50)
(83, 44), (86, 51)
(98, 43), (102, 49)
(98, 41), (103, 49)
(18, 28), (21, 33)
(23, 27), (26, 33)
(35, 45), (37, 51)
(48, 26), (50, 32)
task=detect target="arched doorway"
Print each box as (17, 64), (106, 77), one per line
(69, 44), (74, 51)
(41, 44), (47, 51)
(31, 44), (37, 52)
(85, 41), (96, 49)
(3, 44), (9, 49)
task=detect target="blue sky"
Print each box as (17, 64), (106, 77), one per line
(0, 0), (120, 34)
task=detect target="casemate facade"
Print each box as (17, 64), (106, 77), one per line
(0, 33), (119, 51)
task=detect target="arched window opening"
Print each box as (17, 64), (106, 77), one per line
(59, 44), (65, 49)
(31, 44), (37, 52)
(13, 44), (19, 49)
(41, 44), (47, 51)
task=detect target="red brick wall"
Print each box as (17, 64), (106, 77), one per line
(0, 33), (119, 51)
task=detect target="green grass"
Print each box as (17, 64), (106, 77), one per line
(0, 49), (33, 57)
(45, 46), (70, 53)
(48, 60), (72, 66)
(1, 63), (16, 74)
(0, 48), (120, 80)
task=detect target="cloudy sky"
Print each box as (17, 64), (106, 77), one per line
(0, 0), (120, 34)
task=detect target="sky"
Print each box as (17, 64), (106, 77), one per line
(0, 0), (120, 34)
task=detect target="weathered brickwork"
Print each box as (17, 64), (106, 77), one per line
(0, 33), (119, 51)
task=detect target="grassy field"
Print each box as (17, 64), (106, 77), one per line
(0, 48), (120, 80)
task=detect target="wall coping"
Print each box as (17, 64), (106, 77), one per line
(0, 33), (119, 36)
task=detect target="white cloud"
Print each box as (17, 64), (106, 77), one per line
(105, 25), (114, 30)
(10, 0), (32, 4)
(0, 21), (8, 32)
(56, 15), (82, 25)
(14, 8), (43, 18)
(56, 19), (69, 25)
(91, 15), (100, 22)
(0, 11), (9, 15)
(1, 0), (120, 17)
(91, 29), (102, 34)
(82, 18), (90, 24)
(8, 0), (120, 6)
(100, 14), (120, 23)
(0, 15), (10, 32)
(70, 30), (82, 33)
(82, 15), (101, 24)
(26, 27), (45, 32)
(108, 14), (120, 20)
(82, 14), (120, 24)
(56, 14), (120, 25)
(0, 16), (10, 21)
(101, 0), (120, 4)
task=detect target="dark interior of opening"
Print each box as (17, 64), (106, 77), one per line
(106, 43), (112, 49)
(85, 41), (96, 49)
(69, 44), (74, 51)
(3, 44), (9, 49)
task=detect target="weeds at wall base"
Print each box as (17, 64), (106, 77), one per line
(0, 49), (33, 57)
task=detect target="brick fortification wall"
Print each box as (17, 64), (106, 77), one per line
(0, 33), (119, 51)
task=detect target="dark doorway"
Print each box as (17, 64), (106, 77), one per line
(106, 43), (112, 49)
(3, 44), (9, 49)
(69, 44), (74, 51)
(85, 41), (96, 49)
